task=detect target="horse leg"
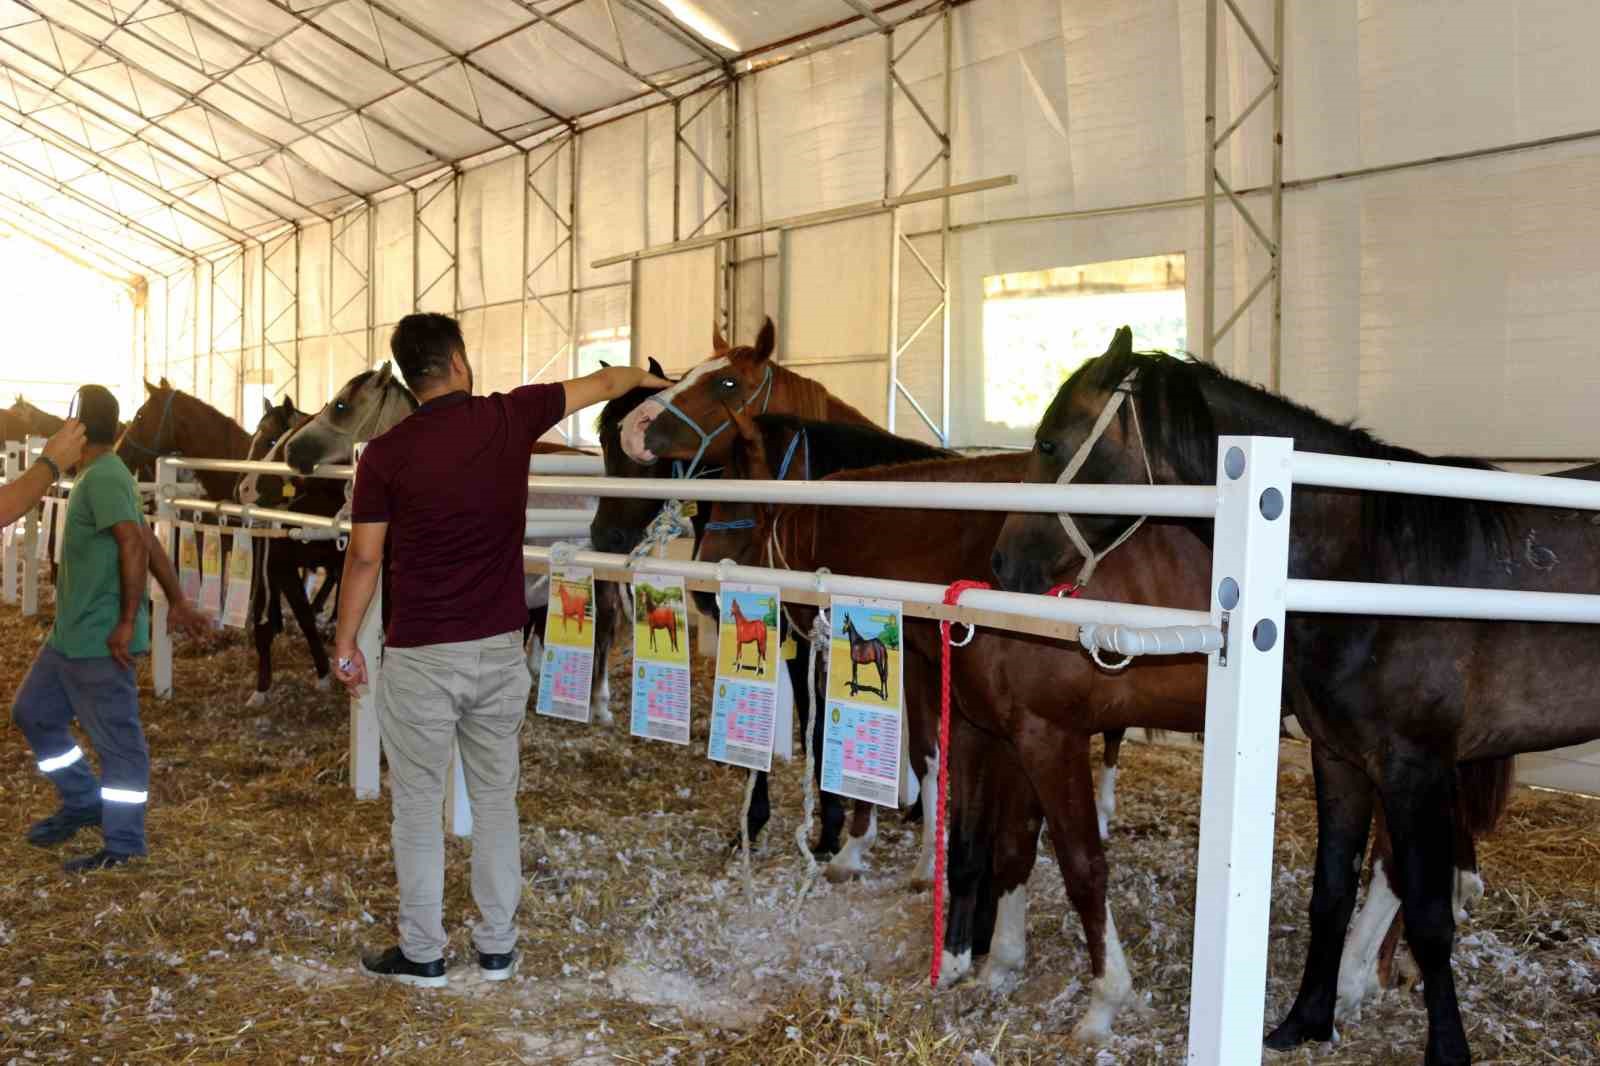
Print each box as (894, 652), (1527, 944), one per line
(524, 605), (546, 684)
(1337, 804), (1403, 1020)
(825, 801), (879, 882)
(278, 547), (331, 688)
(588, 583), (616, 727)
(1097, 728), (1125, 840)
(1380, 755), (1471, 1066)
(1266, 742), (1376, 1050)
(247, 551), (274, 709)
(936, 716), (992, 990)
(978, 744), (1044, 991)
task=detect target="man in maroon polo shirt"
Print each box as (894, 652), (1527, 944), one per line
(331, 312), (665, 987)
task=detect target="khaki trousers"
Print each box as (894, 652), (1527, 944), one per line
(379, 630), (531, 962)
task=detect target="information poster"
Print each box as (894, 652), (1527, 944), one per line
(629, 575), (691, 745)
(52, 495), (66, 563)
(821, 596), (905, 808)
(535, 566), (597, 722)
(35, 500), (53, 562)
(177, 524), (201, 605)
(222, 530), (253, 629)
(707, 583), (781, 772)
(199, 529), (223, 618)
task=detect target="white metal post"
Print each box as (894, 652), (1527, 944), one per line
(1186, 435), (1293, 1065)
(151, 457), (175, 699)
(21, 435), (42, 617)
(2, 441), (18, 604)
(444, 741), (472, 839)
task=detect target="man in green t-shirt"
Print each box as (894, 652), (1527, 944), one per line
(11, 384), (204, 872)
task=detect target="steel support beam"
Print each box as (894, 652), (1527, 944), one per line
(1202, 0), (1284, 389)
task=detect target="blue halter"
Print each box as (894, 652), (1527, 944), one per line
(655, 363), (774, 481)
(701, 426), (808, 533)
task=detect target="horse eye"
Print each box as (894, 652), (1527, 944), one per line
(334, 401), (348, 414)
(716, 376), (737, 391)
(1037, 439), (1057, 457)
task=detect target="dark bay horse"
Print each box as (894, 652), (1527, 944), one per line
(838, 613), (888, 700)
(234, 397), (348, 706)
(989, 333), (1545, 1064)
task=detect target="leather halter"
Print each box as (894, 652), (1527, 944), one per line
(1053, 371), (1156, 586)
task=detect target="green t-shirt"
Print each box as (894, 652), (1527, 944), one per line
(48, 452), (150, 660)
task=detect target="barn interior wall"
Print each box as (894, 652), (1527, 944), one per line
(132, 0), (1600, 465)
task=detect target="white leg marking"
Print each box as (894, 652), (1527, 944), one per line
(591, 671), (614, 727)
(981, 885), (1028, 989)
(1073, 906), (1132, 1043)
(314, 674), (331, 693)
(524, 633), (544, 683)
(825, 807), (879, 882)
(1096, 765), (1118, 841)
(1454, 867), (1484, 923)
(1335, 858), (1403, 1022)
(245, 690), (268, 709)
(912, 756), (939, 889)
(936, 948), (972, 990)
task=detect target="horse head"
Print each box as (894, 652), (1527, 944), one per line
(236, 396), (307, 505)
(991, 325), (1182, 593)
(286, 363), (417, 475)
(619, 318), (777, 470)
(591, 356), (680, 555)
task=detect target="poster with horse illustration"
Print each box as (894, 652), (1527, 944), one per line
(535, 566), (597, 722)
(821, 596), (904, 808)
(707, 583), (781, 771)
(629, 575), (691, 745)
(177, 524), (201, 609)
(199, 528), (223, 618)
(148, 520), (171, 604)
(221, 530), (253, 630)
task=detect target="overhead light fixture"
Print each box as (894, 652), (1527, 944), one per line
(659, 0), (740, 53)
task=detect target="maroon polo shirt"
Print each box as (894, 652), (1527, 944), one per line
(350, 383), (565, 648)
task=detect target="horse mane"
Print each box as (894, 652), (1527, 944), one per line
(823, 450), (1027, 485)
(767, 364), (864, 423)
(1067, 349), (1512, 581)
(738, 415), (951, 481)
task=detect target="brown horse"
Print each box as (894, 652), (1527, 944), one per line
(2, 396), (65, 442)
(988, 333), (1539, 1064)
(838, 610), (888, 700)
(637, 583), (680, 654)
(701, 411), (1492, 1034)
(726, 599), (768, 673)
(118, 379), (253, 502)
(556, 578), (590, 636)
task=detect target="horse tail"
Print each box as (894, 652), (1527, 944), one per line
(1457, 755), (1515, 838)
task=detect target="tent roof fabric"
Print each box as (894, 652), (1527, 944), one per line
(0, 0), (894, 271)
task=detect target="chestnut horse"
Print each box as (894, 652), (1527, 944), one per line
(726, 599), (768, 673)
(989, 332), (1538, 1064)
(118, 379), (253, 503)
(637, 583), (680, 654)
(556, 577), (590, 636)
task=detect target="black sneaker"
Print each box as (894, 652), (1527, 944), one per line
(478, 950), (517, 982)
(26, 805), (102, 847)
(63, 848), (138, 873)
(360, 946), (446, 989)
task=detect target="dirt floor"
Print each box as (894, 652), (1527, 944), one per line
(1, 597), (1598, 1065)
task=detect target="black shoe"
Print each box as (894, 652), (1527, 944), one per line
(63, 848), (138, 873)
(478, 950), (517, 982)
(27, 805), (102, 847)
(360, 946), (446, 989)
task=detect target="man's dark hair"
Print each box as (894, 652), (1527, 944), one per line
(389, 313), (464, 389)
(75, 385), (119, 445)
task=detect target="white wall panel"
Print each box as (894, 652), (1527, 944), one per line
(460, 155), (524, 309)
(373, 195), (414, 328)
(782, 215), (890, 363)
(634, 248), (717, 374)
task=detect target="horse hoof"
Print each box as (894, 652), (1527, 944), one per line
(245, 690), (268, 709)
(906, 874), (932, 893)
(1264, 1015), (1333, 1051)
(934, 949), (971, 990)
(823, 862), (863, 884)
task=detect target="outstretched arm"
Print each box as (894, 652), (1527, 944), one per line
(0, 420), (85, 527)
(560, 365), (671, 418)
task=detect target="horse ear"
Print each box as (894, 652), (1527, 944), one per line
(647, 356), (665, 378)
(374, 362), (393, 387)
(159, 376), (171, 388)
(752, 317), (776, 364)
(261, 396), (273, 415)
(712, 325), (730, 354)
(1107, 326), (1134, 356)
(598, 359), (611, 369)
(145, 379), (157, 394)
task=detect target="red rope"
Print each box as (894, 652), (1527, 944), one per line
(932, 578), (990, 989)
(1047, 582), (1083, 599)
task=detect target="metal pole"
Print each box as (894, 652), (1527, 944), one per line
(939, 2), (953, 444)
(724, 80), (738, 339)
(1202, 0), (1218, 362)
(1269, 0), (1284, 391)
(567, 135), (581, 441)
(1185, 435), (1292, 1066)
(883, 27), (897, 430)
(673, 98), (683, 242)
(366, 201), (377, 366)
(2, 443), (18, 604)
(411, 187), (421, 314)
(521, 149), (531, 382)
(292, 226), (301, 402)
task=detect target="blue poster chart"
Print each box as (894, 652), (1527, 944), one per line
(820, 595), (905, 808)
(629, 574), (692, 745)
(707, 583), (780, 772)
